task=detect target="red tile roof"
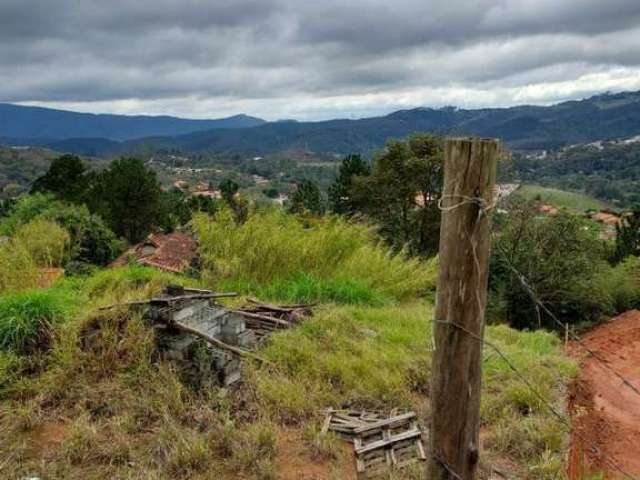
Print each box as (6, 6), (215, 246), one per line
(111, 232), (197, 274)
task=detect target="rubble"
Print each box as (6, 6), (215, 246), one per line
(122, 286), (314, 387)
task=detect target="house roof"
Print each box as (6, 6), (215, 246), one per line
(590, 211), (621, 226)
(111, 232), (197, 274)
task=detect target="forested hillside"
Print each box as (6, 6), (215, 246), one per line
(4, 91), (640, 159)
(511, 140), (640, 207)
(0, 103), (265, 141)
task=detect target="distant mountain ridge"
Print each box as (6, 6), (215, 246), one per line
(0, 103), (266, 141)
(3, 91), (640, 157)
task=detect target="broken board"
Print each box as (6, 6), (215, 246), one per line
(323, 409), (427, 478)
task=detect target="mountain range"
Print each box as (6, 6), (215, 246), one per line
(3, 91), (640, 158)
(0, 103), (265, 142)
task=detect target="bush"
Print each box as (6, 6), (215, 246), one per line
(0, 288), (77, 352)
(13, 218), (70, 267)
(0, 194), (123, 266)
(193, 208), (432, 303)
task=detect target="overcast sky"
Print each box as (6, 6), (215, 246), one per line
(2, 0), (640, 121)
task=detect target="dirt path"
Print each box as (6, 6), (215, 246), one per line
(568, 310), (640, 479)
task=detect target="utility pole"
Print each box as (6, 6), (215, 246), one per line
(428, 138), (498, 480)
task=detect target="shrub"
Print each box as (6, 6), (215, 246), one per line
(13, 218), (70, 267)
(193, 208), (432, 303)
(0, 193), (123, 265)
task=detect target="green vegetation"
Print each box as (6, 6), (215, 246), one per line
(615, 209), (640, 262)
(0, 285), (79, 352)
(328, 154), (370, 215)
(1, 135), (612, 479)
(330, 134), (443, 256)
(289, 179), (325, 215)
(515, 184), (608, 211)
(0, 258), (575, 479)
(14, 218), (70, 267)
(0, 237), (39, 293)
(193, 208), (433, 304)
(490, 199), (640, 330)
(0, 193), (123, 266)
(511, 142), (640, 208)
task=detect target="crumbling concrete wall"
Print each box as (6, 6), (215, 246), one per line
(149, 296), (255, 387)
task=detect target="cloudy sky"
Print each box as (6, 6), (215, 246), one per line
(2, 0), (640, 120)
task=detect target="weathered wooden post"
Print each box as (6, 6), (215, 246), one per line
(428, 138), (498, 480)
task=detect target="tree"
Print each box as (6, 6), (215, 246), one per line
(614, 208), (640, 262)
(0, 193), (123, 265)
(328, 154), (370, 215)
(158, 188), (193, 233)
(90, 158), (162, 243)
(219, 179), (239, 203)
(490, 200), (611, 329)
(289, 179), (324, 215)
(350, 134), (443, 256)
(218, 178), (248, 223)
(31, 155), (89, 203)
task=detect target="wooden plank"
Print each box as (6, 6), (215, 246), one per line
(353, 412), (416, 434)
(355, 429), (422, 455)
(232, 310), (292, 327)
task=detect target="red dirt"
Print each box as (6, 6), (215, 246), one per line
(274, 428), (357, 480)
(568, 310), (640, 479)
(27, 421), (67, 458)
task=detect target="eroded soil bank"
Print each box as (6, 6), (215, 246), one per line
(568, 310), (640, 479)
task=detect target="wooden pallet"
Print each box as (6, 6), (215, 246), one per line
(323, 409), (427, 478)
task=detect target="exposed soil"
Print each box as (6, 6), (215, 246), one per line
(27, 420), (68, 458)
(568, 310), (640, 479)
(274, 428), (357, 480)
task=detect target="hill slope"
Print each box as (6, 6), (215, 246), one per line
(0, 103), (266, 141)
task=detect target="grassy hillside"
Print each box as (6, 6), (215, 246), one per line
(0, 211), (577, 479)
(515, 184), (609, 211)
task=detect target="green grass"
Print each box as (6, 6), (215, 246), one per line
(220, 272), (390, 306)
(248, 301), (576, 478)
(193, 208), (435, 303)
(0, 286), (79, 352)
(0, 215), (576, 479)
(82, 265), (192, 307)
(516, 184), (609, 211)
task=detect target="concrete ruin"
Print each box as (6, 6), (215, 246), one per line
(147, 286), (256, 387)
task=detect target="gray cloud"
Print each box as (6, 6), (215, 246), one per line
(1, 0), (640, 120)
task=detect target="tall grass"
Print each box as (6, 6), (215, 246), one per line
(0, 240), (39, 293)
(82, 265), (189, 306)
(13, 218), (70, 268)
(193, 208), (434, 303)
(0, 287), (78, 352)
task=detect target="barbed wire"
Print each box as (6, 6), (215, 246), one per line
(494, 242), (640, 399)
(436, 191), (639, 480)
(438, 318), (637, 480)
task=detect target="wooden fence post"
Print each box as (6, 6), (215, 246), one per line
(428, 138), (499, 480)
